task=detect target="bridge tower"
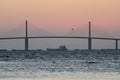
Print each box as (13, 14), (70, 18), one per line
(25, 20), (29, 51)
(88, 21), (92, 50)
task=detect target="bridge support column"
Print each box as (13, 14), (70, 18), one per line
(25, 20), (29, 51)
(25, 37), (28, 51)
(88, 21), (92, 50)
(115, 39), (118, 50)
(88, 38), (92, 50)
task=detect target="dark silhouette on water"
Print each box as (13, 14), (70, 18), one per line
(47, 45), (68, 51)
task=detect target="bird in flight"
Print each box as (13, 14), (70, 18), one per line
(72, 28), (75, 31)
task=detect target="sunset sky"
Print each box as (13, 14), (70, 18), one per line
(0, 0), (120, 49)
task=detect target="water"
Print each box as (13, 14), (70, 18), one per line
(0, 50), (120, 80)
(0, 60), (120, 79)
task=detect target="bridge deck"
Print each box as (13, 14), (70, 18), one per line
(0, 36), (119, 40)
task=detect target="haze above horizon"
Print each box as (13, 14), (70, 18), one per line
(0, 0), (120, 50)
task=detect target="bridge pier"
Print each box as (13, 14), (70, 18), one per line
(25, 20), (29, 51)
(115, 39), (118, 50)
(88, 21), (92, 50)
(88, 38), (92, 50)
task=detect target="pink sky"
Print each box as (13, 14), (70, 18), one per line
(0, 0), (120, 35)
(0, 0), (120, 49)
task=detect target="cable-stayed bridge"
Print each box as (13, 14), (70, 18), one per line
(0, 20), (120, 50)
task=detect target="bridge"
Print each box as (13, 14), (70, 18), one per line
(0, 20), (120, 50)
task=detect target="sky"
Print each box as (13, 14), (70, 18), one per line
(0, 0), (120, 50)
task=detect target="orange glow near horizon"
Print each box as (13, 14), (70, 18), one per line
(0, 0), (120, 35)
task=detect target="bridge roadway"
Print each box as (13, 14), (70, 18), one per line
(0, 36), (119, 50)
(0, 36), (119, 40)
